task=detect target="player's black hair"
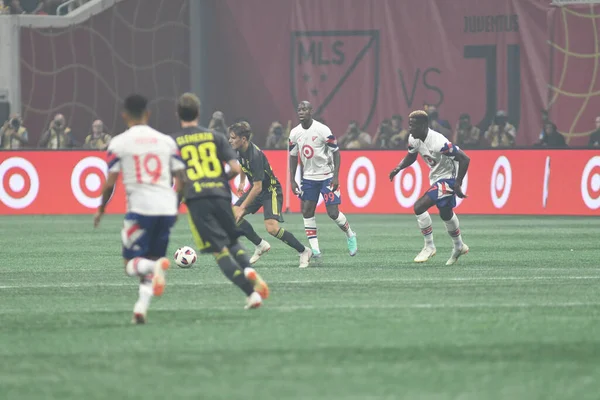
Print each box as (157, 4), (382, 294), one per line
(177, 93), (200, 122)
(229, 121), (252, 140)
(124, 94), (148, 119)
(459, 113), (470, 120)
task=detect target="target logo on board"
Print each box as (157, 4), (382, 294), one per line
(71, 157), (107, 208)
(301, 145), (315, 159)
(0, 157), (40, 209)
(393, 163), (422, 208)
(347, 156), (376, 208)
(455, 172), (469, 208)
(581, 155), (600, 210)
(490, 156), (512, 209)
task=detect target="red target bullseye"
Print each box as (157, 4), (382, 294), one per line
(3, 167), (31, 199)
(79, 167), (105, 199)
(353, 166), (370, 198)
(490, 156), (512, 209)
(586, 166), (600, 198)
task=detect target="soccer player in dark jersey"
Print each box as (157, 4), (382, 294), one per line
(228, 121), (313, 268)
(172, 93), (268, 309)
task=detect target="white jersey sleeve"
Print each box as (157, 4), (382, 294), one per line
(320, 124), (339, 153)
(167, 136), (186, 172)
(407, 134), (420, 154)
(107, 139), (122, 173)
(288, 128), (299, 157)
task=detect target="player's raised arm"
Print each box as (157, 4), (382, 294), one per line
(440, 142), (470, 198)
(288, 131), (300, 195)
(388, 150), (418, 181)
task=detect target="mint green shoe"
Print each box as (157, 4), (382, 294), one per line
(312, 249), (322, 258)
(347, 234), (357, 256)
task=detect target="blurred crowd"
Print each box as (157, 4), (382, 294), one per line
(264, 104), (599, 150)
(0, 0), (90, 15)
(3, 105), (599, 151)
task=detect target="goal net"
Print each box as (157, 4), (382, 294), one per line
(18, 0), (190, 144)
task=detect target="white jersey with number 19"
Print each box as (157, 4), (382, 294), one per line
(289, 120), (339, 181)
(408, 128), (459, 185)
(107, 125), (185, 216)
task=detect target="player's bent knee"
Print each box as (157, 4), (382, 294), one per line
(439, 207), (454, 221)
(326, 206), (339, 220)
(264, 220), (280, 236)
(301, 202), (316, 218)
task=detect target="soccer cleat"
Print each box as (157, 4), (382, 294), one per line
(446, 244), (469, 265)
(347, 234), (358, 256)
(414, 247), (436, 263)
(299, 247), (313, 268)
(132, 301), (147, 324)
(132, 313), (146, 325)
(250, 240), (271, 265)
(152, 257), (170, 297)
(244, 267), (269, 300)
(244, 291), (262, 309)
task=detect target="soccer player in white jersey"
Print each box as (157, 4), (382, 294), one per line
(289, 101), (357, 258)
(94, 94), (186, 324)
(389, 110), (470, 265)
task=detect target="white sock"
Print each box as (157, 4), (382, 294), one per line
(126, 257), (155, 277)
(416, 212), (435, 248)
(134, 281), (153, 315)
(303, 217), (320, 252)
(444, 213), (464, 249)
(334, 212), (355, 238)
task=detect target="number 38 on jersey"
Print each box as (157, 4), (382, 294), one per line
(181, 142), (222, 191)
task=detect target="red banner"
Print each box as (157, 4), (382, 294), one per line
(203, 0), (554, 146)
(1, 151), (599, 216)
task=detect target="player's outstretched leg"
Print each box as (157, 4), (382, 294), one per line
(264, 220), (312, 268)
(229, 241), (269, 299)
(133, 277), (153, 325)
(326, 205), (357, 256)
(414, 212), (436, 262)
(214, 248), (262, 309)
(301, 200), (322, 258)
(124, 257), (170, 324)
(237, 218), (271, 264)
(440, 208), (469, 265)
(413, 194), (437, 263)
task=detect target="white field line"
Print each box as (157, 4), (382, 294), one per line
(1, 302), (600, 315)
(1, 275), (600, 290)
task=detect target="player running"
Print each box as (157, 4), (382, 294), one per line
(389, 110), (470, 265)
(94, 94), (186, 324)
(289, 101), (357, 259)
(173, 94), (267, 309)
(228, 121), (313, 268)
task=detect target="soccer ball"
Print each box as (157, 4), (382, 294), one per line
(174, 246), (197, 268)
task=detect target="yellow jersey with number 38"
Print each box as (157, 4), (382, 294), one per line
(172, 126), (237, 200)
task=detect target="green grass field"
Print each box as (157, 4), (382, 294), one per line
(1, 214), (599, 400)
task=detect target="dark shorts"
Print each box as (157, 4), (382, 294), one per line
(121, 213), (176, 260)
(425, 178), (457, 209)
(300, 177), (341, 205)
(235, 185), (284, 222)
(187, 197), (244, 254)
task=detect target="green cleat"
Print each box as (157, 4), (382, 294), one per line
(347, 234), (357, 256)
